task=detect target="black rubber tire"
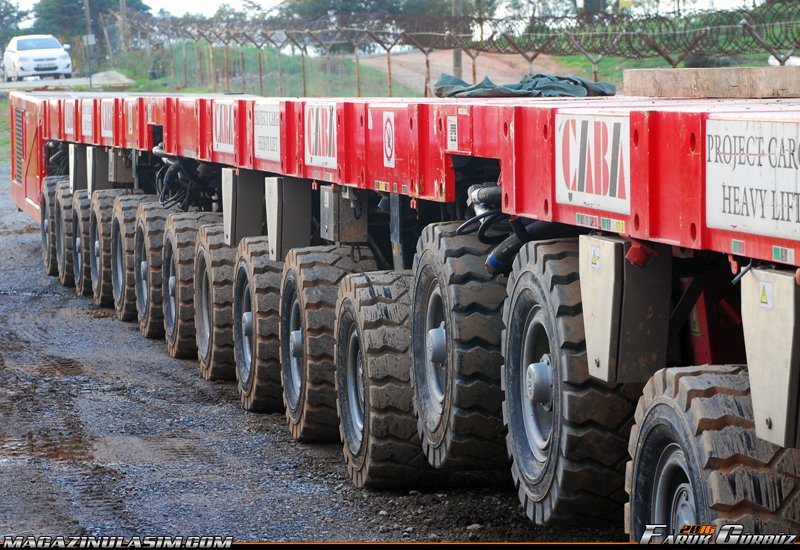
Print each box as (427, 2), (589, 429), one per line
(194, 224), (236, 381)
(112, 194), (157, 322)
(501, 239), (639, 526)
(40, 175), (64, 276)
(71, 190), (92, 296)
(134, 202), (168, 339)
(336, 271), (440, 488)
(626, 365), (800, 540)
(233, 236), (284, 412)
(410, 221), (508, 469)
(162, 211), (223, 359)
(55, 181), (74, 287)
(90, 189), (130, 307)
(279, 245), (376, 443)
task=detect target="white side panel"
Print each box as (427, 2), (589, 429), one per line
(706, 119), (800, 240)
(555, 114), (631, 215)
(101, 99), (114, 139)
(64, 102), (75, 136)
(304, 102), (337, 169)
(222, 168), (235, 246)
(81, 99), (93, 139)
(213, 100), (236, 155)
(579, 235), (624, 382)
(253, 102), (281, 162)
(742, 267), (800, 447)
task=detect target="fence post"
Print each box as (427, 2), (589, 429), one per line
(285, 33), (309, 96)
(502, 33), (555, 75)
(566, 33), (612, 82)
(365, 31), (399, 97)
(402, 33), (434, 97)
(740, 19), (800, 66)
(635, 28), (708, 69)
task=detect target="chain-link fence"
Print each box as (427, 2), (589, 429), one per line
(87, 1), (800, 96)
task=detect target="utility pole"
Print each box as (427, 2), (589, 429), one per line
(82, 0), (94, 86)
(119, 0), (128, 52)
(452, 0), (462, 79)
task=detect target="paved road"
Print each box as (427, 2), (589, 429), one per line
(0, 166), (625, 542)
(0, 71), (133, 91)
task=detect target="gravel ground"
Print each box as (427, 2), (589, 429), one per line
(0, 165), (626, 542)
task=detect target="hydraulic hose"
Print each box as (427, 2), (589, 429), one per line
(468, 184), (502, 207)
(485, 221), (583, 275)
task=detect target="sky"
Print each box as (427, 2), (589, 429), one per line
(15, 0), (281, 19)
(13, 0), (757, 20)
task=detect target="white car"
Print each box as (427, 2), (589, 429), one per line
(3, 34), (72, 81)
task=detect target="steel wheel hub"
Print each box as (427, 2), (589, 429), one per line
(163, 249), (177, 335)
(424, 283), (447, 415)
(286, 293), (304, 410)
(346, 327), (365, 445)
(74, 236), (82, 273)
(521, 307), (554, 463)
(653, 443), (698, 535)
(197, 262), (212, 356)
(242, 311), (253, 339)
(112, 222), (123, 302)
(55, 204), (63, 265)
(526, 357), (553, 406)
(140, 261), (148, 293)
(134, 228), (149, 317)
(236, 276), (254, 383)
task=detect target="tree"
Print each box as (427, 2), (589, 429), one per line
(504, 0), (579, 18)
(32, 0), (150, 41)
(275, 0), (485, 20)
(0, 1), (28, 50)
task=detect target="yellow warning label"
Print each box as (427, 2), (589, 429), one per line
(759, 281), (773, 309)
(689, 307), (701, 337)
(590, 246), (600, 269)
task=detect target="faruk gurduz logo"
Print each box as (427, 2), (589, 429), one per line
(639, 524), (797, 544)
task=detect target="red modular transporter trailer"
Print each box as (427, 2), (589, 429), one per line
(10, 87), (800, 540)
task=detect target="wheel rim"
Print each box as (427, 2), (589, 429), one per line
(346, 325), (365, 446)
(520, 306), (554, 463)
(90, 212), (100, 290)
(55, 201), (64, 268)
(197, 256), (212, 358)
(112, 219), (124, 303)
(134, 226), (148, 317)
(163, 244), (177, 337)
(235, 266), (253, 385)
(40, 196), (49, 261)
(285, 290), (303, 410)
(652, 443), (698, 533)
(72, 209), (81, 281)
(424, 281), (447, 418)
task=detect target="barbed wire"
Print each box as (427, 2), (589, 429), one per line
(96, 2), (800, 95)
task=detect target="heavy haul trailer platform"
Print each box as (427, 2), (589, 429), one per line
(10, 88), (800, 541)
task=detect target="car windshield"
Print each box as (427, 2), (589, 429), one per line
(17, 37), (62, 51)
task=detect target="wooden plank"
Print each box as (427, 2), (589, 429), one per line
(623, 67), (800, 98)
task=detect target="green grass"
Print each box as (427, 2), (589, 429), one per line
(0, 95), (10, 164)
(106, 42), (420, 97)
(553, 53), (771, 87)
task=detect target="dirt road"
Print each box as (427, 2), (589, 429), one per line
(0, 166), (624, 542)
(361, 50), (572, 96)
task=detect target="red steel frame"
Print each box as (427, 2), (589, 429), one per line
(10, 90), (800, 272)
